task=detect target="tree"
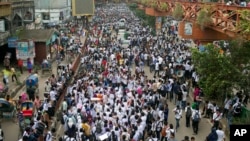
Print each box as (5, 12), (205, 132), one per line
(192, 40), (250, 102)
(191, 44), (239, 100)
(196, 6), (213, 30)
(238, 10), (250, 36)
(173, 3), (183, 21)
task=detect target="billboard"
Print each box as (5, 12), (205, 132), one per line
(16, 40), (35, 59)
(72, 0), (95, 16)
(184, 22), (193, 35)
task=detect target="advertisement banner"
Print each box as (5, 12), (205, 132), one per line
(16, 40), (35, 59)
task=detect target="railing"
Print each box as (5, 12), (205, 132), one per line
(139, 0), (250, 38)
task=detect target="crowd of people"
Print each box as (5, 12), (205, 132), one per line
(41, 2), (248, 141)
(58, 3), (199, 141)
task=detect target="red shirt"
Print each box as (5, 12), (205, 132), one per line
(18, 59), (23, 67)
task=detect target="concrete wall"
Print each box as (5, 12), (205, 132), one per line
(34, 0), (69, 9)
(35, 7), (71, 24)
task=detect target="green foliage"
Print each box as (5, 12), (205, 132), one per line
(238, 10), (250, 35)
(233, 107), (250, 124)
(150, 1), (157, 9)
(173, 3), (183, 20)
(128, 3), (138, 10)
(192, 40), (250, 102)
(141, 0), (149, 5)
(192, 44), (237, 100)
(196, 6), (213, 30)
(158, 2), (168, 12)
(131, 9), (156, 30)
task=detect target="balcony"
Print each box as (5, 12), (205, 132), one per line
(0, 31), (10, 45)
(0, 3), (11, 17)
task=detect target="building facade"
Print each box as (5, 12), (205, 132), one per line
(9, 0), (35, 33)
(0, 2), (11, 46)
(0, 0), (35, 44)
(34, 0), (72, 26)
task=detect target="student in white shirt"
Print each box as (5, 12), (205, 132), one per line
(216, 126), (226, 141)
(172, 105), (182, 131)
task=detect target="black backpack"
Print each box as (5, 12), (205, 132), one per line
(186, 107), (192, 118)
(61, 115), (65, 125)
(146, 111), (153, 124)
(234, 103), (242, 114)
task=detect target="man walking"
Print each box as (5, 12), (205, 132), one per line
(185, 102), (192, 127)
(172, 105), (182, 131)
(192, 107), (201, 135)
(154, 60), (160, 77)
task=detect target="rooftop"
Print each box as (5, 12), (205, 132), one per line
(18, 29), (56, 42)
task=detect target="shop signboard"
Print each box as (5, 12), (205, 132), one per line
(8, 37), (18, 48)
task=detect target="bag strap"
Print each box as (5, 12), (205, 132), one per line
(214, 113), (220, 120)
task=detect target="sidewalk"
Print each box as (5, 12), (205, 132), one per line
(0, 68), (31, 98)
(0, 56), (71, 101)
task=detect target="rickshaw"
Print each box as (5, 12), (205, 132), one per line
(21, 101), (34, 129)
(41, 59), (52, 76)
(21, 101), (34, 118)
(0, 98), (16, 120)
(26, 74), (39, 94)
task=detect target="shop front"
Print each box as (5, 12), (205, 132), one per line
(18, 29), (59, 64)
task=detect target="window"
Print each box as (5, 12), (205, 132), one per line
(24, 11), (33, 21)
(13, 14), (22, 27)
(42, 13), (50, 20)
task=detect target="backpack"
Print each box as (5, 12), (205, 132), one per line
(186, 107), (192, 118)
(161, 126), (167, 137)
(156, 121), (162, 132)
(193, 111), (200, 122)
(234, 103), (242, 114)
(44, 132), (51, 141)
(146, 111), (154, 124)
(206, 131), (218, 141)
(148, 96), (154, 106)
(61, 115), (65, 125)
(96, 121), (102, 134)
(67, 125), (76, 138)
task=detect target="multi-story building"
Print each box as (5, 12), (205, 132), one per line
(9, 0), (35, 33)
(0, 0), (35, 44)
(34, 0), (72, 26)
(0, 2), (11, 46)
